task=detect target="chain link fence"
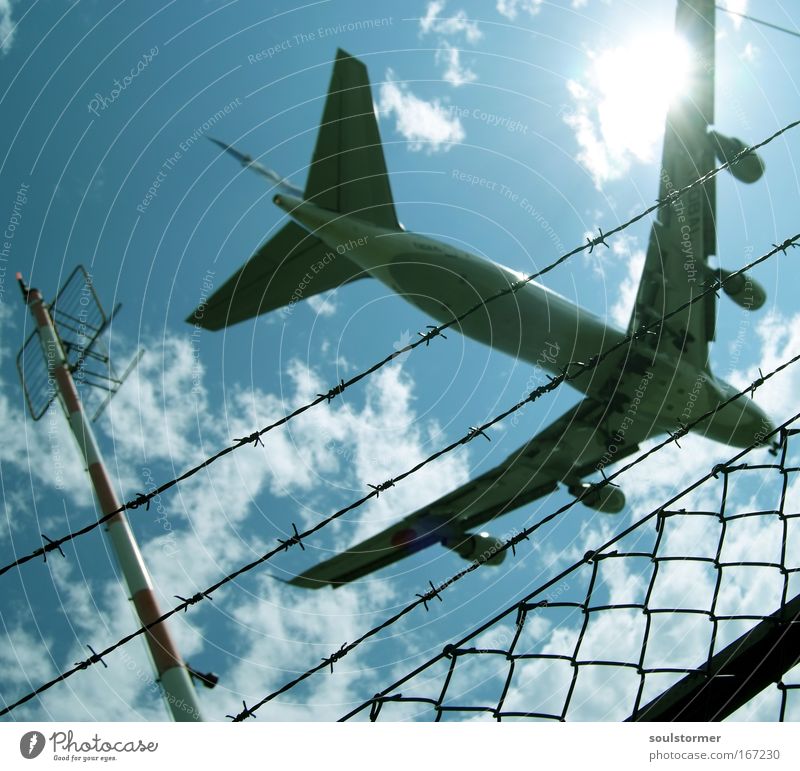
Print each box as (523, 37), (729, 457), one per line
(341, 420), (800, 722)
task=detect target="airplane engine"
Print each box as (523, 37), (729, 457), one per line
(709, 131), (765, 184)
(719, 268), (766, 310)
(443, 531), (507, 566)
(568, 482), (625, 514)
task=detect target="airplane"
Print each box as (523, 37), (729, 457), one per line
(189, 0), (773, 588)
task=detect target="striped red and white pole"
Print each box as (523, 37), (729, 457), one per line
(19, 274), (202, 722)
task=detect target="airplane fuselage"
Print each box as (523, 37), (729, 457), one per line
(275, 193), (772, 450)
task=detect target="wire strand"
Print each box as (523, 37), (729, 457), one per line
(716, 5), (800, 40)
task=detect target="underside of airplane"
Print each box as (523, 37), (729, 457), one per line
(189, 0), (773, 589)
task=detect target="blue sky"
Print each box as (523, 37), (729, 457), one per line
(1, 0), (800, 722)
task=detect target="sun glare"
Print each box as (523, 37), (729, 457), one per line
(592, 32), (692, 164)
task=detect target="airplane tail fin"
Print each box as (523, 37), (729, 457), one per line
(304, 49), (400, 230)
(188, 49), (396, 331)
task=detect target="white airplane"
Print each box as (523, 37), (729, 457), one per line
(190, 0), (772, 588)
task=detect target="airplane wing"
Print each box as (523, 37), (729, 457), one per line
(627, 0), (717, 370)
(290, 388), (657, 588)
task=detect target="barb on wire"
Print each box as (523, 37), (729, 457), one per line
(508, 531), (530, 557)
(750, 367), (766, 396)
(277, 523), (305, 552)
(418, 325), (447, 345)
(36, 534), (65, 563)
(368, 480), (395, 497)
(772, 238), (799, 255)
(596, 468), (618, 487)
(227, 700), (256, 721)
(126, 493), (150, 511)
(667, 428), (685, 448)
(317, 379), (346, 403)
(3, 119), (798, 583)
(465, 426), (491, 443)
(322, 643), (349, 674)
(235, 432), (264, 448)
(174, 591), (213, 611)
(74, 645), (107, 670)
(703, 277), (722, 298)
(416, 580), (444, 611)
(587, 227), (610, 253)
(1, 236), (799, 719)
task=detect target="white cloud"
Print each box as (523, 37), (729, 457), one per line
(436, 42), (477, 87)
(621, 434), (732, 515)
(104, 337), (205, 467)
(0, 0), (15, 55)
(378, 70), (465, 152)
(0, 302), (15, 364)
(420, 0), (482, 43)
(496, 0), (544, 21)
(0, 362), (94, 512)
(718, 0), (748, 30)
(564, 34), (691, 187)
(609, 243), (645, 329)
(306, 292), (337, 317)
(740, 41), (759, 63)
(0, 626), (55, 692)
(420, 2), (481, 85)
(580, 230), (644, 329)
(728, 310), (800, 423)
(563, 80), (617, 186)
(229, 355), (472, 550)
(199, 577), (398, 720)
(420, 0), (443, 34)
(0, 329), (474, 720)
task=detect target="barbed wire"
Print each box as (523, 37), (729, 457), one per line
(3, 117), (797, 580)
(0, 274), (800, 719)
(0, 233), (800, 716)
(220, 368), (800, 721)
(339, 416), (800, 722)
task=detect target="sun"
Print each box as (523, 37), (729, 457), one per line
(591, 31), (693, 165)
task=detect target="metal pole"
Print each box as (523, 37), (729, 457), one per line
(18, 274), (203, 722)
